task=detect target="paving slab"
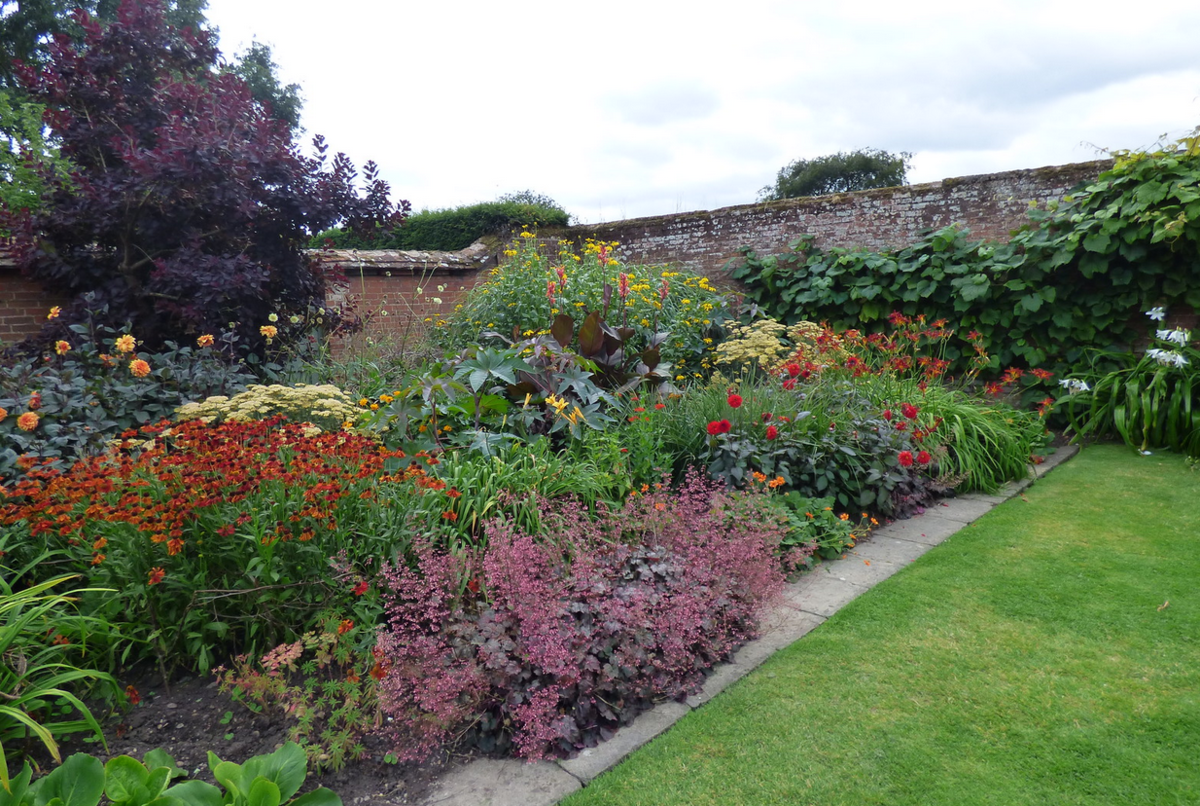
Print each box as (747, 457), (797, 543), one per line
(927, 497), (995, 524)
(557, 701), (691, 784)
(1035, 443), (1079, 476)
(849, 534), (934, 565)
(872, 511), (964, 546)
(424, 758), (580, 806)
(783, 570), (869, 617)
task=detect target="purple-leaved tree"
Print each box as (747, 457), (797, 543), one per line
(3, 0), (409, 352)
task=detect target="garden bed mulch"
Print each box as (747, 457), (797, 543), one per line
(57, 673), (467, 805)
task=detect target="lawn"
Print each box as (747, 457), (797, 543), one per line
(562, 444), (1200, 806)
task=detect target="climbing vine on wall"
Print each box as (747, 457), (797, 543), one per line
(729, 128), (1200, 378)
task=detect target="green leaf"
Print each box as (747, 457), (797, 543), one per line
(1082, 232), (1112, 252)
(242, 744), (306, 802)
(104, 757), (149, 803)
(245, 779), (281, 806)
(162, 781), (222, 806)
(32, 754), (104, 806)
(288, 788), (343, 806)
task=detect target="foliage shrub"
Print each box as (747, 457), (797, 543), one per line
(439, 233), (732, 376)
(0, 311), (253, 481)
(312, 194), (570, 251)
(3, 0), (407, 353)
(373, 472), (784, 761)
(731, 130), (1200, 382)
(1060, 308), (1199, 458)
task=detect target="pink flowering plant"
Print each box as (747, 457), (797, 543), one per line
(371, 470), (784, 761)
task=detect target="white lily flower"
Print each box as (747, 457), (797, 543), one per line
(1158, 328), (1191, 347)
(1146, 307), (1167, 321)
(1058, 378), (1091, 393)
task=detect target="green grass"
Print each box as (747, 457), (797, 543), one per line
(562, 445), (1200, 805)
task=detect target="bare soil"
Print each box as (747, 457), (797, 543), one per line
(58, 672), (469, 805)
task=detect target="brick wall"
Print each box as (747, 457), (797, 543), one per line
(560, 160), (1110, 285)
(0, 160), (1111, 347)
(0, 265), (73, 348)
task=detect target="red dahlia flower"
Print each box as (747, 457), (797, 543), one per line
(901, 403), (919, 420)
(727, 393), (743, 408)
(916, 450), (932, 465)
(898, 451), (914, 467)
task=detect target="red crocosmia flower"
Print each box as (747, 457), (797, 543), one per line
(882, 409), (893, 421)
(782, 379), (797, 391)
(766, 425), (779, 440)
(338, 619), (354, 635)
(901, 403), (919, 420)
(916, 450), (932, 465)
(898, 451), (915, 467)
(727, 393), (743, 408)
(353, 580), (370, 596)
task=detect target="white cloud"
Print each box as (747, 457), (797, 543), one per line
(204, 0), (1200, 222)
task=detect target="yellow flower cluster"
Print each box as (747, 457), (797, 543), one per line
(175, 384), (364, 434)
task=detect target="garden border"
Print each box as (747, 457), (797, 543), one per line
(419, 443), (1081, 806)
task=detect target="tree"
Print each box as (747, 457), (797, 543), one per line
(758, 147), (912, 201)
(0, 0), (207, 90)
(2, 0), (407, 352)
(224, 40), (303, 133)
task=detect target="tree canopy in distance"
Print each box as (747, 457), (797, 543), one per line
(759, 147), (912, 201)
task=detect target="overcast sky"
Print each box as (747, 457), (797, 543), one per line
(204, 0), (1200, 225)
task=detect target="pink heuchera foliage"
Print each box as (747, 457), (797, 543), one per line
(374, 546), (484, 762)
(373, 471), (785, 762)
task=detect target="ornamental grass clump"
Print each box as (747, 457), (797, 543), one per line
(373, 471), (785, 762)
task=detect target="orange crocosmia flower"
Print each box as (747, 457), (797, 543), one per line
(114, 334), (136, 353)
(197, 334), (214, 347)
(129, 359), (151, 378)
(16, 411), (39, 431)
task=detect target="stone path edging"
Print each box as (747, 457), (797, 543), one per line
(418, 444), (1080, 806)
